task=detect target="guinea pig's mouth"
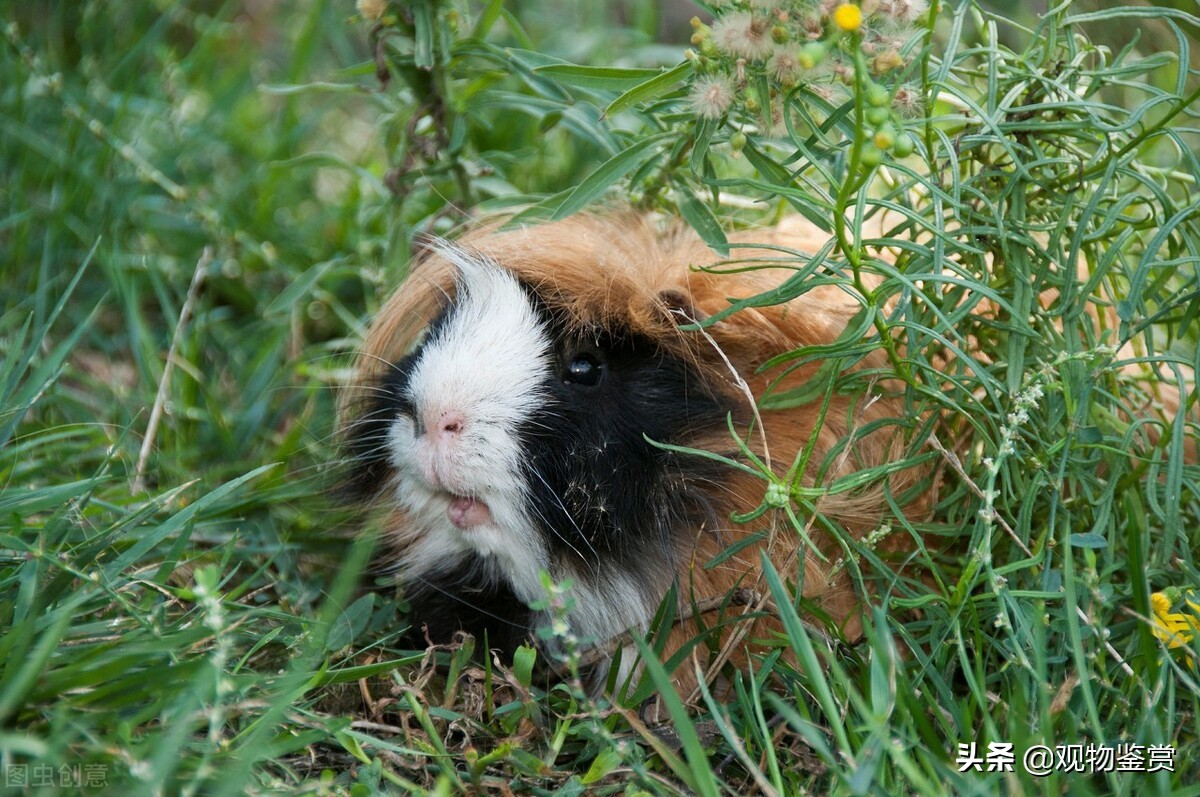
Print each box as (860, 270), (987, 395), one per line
(444, 493), (492, 530)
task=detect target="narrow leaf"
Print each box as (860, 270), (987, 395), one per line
(532, 64), (664, 90)
(603, 61), (692, 117)
(551, 134), (671, 220)
(674, 180), (729, 256)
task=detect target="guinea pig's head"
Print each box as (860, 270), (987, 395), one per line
(341, 223), (742, 646)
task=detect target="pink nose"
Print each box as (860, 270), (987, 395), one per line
(430, 411), (464, 439)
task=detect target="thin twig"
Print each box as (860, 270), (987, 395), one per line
(132, 246), (211, 494)
(673, 306), (771, 470)
(927, 433), (1032, 557)
(350, 719), (408, 736)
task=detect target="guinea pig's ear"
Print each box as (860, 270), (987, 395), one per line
(658, 289), (706, 326)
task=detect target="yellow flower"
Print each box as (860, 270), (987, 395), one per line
(1150, 591), (1200, 648)
(833, 4), (864, 33)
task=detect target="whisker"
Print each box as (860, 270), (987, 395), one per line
(339, 409), (404, 430)
(525, 467), (601, 575)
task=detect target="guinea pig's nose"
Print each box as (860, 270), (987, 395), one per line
(430, 411), (465, 440)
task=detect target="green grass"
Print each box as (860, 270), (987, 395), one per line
(2, 0), (1199, 794)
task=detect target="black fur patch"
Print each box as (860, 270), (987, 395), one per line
(518, 306), (735, 591)
(398, 555), (533, 656)
(338, 351), (417, 502)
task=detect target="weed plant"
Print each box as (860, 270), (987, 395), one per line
(1, 0), (1198, 794)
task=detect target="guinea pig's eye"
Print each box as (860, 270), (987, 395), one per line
(563, 353), (603, 387)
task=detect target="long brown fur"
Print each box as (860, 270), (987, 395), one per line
(354, 213), (928, 692)
(351, 211), (1195, 697)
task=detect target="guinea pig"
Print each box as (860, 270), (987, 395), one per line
(339, 212), (926, 691)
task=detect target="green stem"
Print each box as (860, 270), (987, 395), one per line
(429, 48), (473, 208)
(831, 48), (915, 389)
(922, 0), (941, 164)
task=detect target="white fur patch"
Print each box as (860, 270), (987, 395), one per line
(386, 244), (553, 606)
(567, 574), (658, 645)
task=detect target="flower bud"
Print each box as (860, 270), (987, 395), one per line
(873, 123), (896, 149)
(892, 131), (915, 157)
(870, 49), (906, 74)
(797, 42), (827, 69)
(866, 82), (890, 107)
(357, 0), (386, 21)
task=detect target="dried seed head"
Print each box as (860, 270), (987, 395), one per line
(712, 12), (775, 60)
(688, 74), (736, 119)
